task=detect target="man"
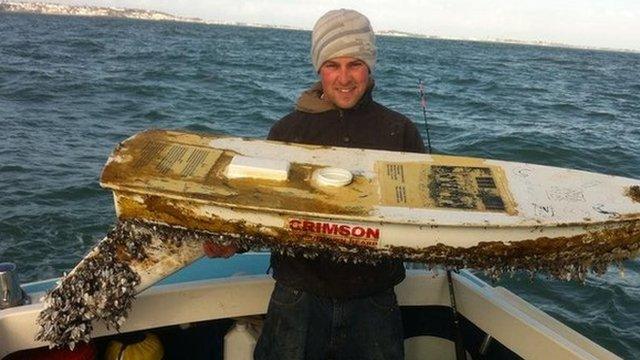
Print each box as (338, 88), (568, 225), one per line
(205, 9), (425, 360)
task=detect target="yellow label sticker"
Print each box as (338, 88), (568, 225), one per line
(377, 161), (515, 214)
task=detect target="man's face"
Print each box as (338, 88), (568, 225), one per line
(319, 56), (370, 110)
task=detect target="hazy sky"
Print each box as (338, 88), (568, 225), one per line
(25, 0), (640, 50)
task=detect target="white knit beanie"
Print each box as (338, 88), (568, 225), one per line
(311, 9), (376, 73)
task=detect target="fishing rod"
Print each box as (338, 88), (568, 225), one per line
(418, 79), (433, 154)
(418, 79), (467, 358)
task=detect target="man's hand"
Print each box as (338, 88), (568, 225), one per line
(203, 240), (237, 258)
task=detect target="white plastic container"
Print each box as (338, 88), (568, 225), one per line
(226, 155), (290, 181)
(312, 167), (353, 187)
(224, 321), (258, 360)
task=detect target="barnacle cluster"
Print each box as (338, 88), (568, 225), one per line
(35, 220), (248, 349)
(390, 226), (640, 281)
(36, 218), (640, 348)
(117, 218), (640, 282)
(35, 222), (149, 349)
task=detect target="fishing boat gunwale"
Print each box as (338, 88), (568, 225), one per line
(0, 253), (622, 359)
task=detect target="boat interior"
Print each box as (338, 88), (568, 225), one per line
(0, 253), (620, 359)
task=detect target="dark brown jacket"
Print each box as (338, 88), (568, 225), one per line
(267, 81), (426, 298)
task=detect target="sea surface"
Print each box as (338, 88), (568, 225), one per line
(1, 12), (640, 358)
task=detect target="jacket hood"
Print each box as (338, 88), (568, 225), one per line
(295, 79), (375, 114)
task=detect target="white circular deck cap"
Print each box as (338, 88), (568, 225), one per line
(313, 167), (353, 187)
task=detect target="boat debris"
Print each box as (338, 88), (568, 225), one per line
(36, 217), (640, 349)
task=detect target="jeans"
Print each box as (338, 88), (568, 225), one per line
(254, 283), (404, 360)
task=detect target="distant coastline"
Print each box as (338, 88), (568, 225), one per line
(372, 30), (639, 54)
(0, 1), (203, 23)
(1, 1), (637, 54)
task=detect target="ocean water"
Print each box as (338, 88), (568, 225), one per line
(1, 12), (640, 357)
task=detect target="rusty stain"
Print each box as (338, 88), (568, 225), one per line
(132, 216), (640, 282)
(128, 215), (640, 280)
(628, 185), (640, 203)
(391, 220), (640, 280)
(101, 130), (372, 217)
(117, 187), (640, 281)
